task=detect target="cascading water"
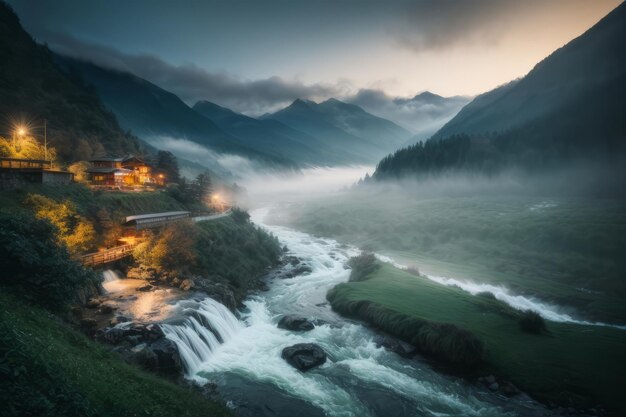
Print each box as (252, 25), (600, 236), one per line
(102, 269), (120, 283)
(161, 297), (243, 377)
(158, 207), (548, 417)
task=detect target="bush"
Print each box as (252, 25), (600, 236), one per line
(133, 222), (198, 272)
(348, 253), (380, 282)
(519, 310), (547, 334)
(0, 211), (99, 311)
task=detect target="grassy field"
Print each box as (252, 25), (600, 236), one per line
(0, 292), (231, 417)
(328, 263), (626, 413)
(281, 191), (626, 324)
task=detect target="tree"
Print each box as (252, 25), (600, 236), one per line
(192, 172), (212, 204)
(23, 194), (96, 255)
(68, 161), (90, 182)
(155, 150), (180, 183)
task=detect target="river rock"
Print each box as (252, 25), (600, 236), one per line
(180, 278), (195, 291)
(374, 335), (416, 358)
(137, 284), (153, 292)
(110, 315), (131, 326)
(488, 382), (500, 391)
(97, 304), (115, 314)
(193, 279), (238, 312)
(130, 343), (158, 369)
(277, 315), (315, 331)
(150, 338), (183, 374)
(281, 343), (327, 371)
(85, 299), (101, 309)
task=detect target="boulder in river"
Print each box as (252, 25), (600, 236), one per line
(277, 315), (315, 331)
(281, 343), (327, 371)
(150, 338), (183, 374)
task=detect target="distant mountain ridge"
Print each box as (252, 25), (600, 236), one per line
(56, 57), (294, 174)
(261, 97), (413, 164)
(192, 100), (342, 165)
(374, 1), (626, 183)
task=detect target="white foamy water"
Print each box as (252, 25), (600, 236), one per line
(160, 207), (548, 417)
(372, 254), (626, 330)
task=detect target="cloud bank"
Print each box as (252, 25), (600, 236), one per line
(45, 32), (349, 115)
(347, 89), (470, 139)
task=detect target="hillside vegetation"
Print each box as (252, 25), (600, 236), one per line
(0, 2), (143, 162)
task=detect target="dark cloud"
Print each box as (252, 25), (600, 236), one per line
(348, 89), (470, 139)
(45, 32), (348, 115)
(390, 0), (609, 53)
(391, 0), (526, 52)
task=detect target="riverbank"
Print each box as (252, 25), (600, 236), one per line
(0, 292), (232, 417)
(327, 262), (626, 415)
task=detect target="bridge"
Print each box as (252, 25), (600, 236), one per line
(81, 244), (136, 267)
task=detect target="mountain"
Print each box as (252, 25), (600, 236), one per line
(374, 2), (626, 181)
(0, 3), (143, 162)
(262, 98), (413, 163)
(192, 101), (342, 165)
(56, 57), (294, 173)
(348, 89), (470, 141)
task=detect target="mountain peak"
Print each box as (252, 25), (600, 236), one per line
(412, 91), (444, 101)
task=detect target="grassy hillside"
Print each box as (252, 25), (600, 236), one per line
(328, 263), (626, 413)
(0, 2), (143, 162)
(0, 292), (230, 417)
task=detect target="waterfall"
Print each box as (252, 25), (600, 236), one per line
(161, 297), (244, 376)
(102, 269), (121, 282)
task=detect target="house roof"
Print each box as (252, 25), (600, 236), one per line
(89, 155), (146, 163)
(86, 167), (133, 174)
(123, 211), (190, 225)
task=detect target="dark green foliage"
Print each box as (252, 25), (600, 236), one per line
(155, 150), (180, 183)
(0, 293), (231, 417)
(194, 215), (281, 292)
(167, 172), (213, 207)
(348, 253), (380, 282)
(0, 3), (143, 162)
(519, 310), (547, 334)
(231, 207), (250, 224)
(327, 289), (484, 368)
(0, 210), (98, 311)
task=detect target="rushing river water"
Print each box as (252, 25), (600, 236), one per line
(161, 207), (549, 417)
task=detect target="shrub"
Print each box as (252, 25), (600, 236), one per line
(133, 221), (198, 272)
(0, 211), (99, 311)
(519, 310), (547, 334)
(348, 253), (380, 282)
(23, 194), (96, 255)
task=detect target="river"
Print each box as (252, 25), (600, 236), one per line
(160, 206), (549, 417)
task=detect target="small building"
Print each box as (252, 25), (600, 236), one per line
(85, 166), (134, 186)
(88, 155), (157, 187)
(0, 157), (73, 187)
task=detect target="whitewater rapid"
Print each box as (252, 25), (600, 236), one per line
(161, 207), (547, 417)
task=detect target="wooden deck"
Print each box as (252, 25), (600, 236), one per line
(81, 244), (136, 267)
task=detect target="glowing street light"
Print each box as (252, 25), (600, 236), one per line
(16, 126), (27, 136)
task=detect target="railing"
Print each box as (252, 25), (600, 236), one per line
(81, 244), (136, 267)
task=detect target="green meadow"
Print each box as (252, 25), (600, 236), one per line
(328, 263), (626, 413)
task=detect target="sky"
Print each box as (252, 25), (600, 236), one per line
(8, 0), (622, 115)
